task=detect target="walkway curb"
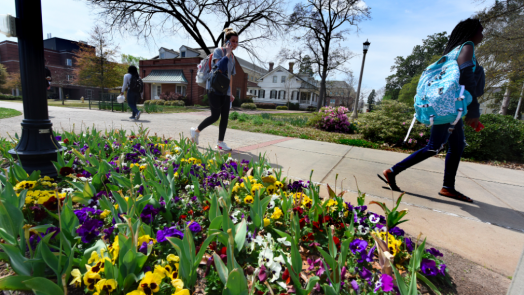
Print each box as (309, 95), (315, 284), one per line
(507, 246), (524, 294)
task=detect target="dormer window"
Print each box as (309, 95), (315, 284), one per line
(160, 52), (165, 59)
(181, 51), (186, 57)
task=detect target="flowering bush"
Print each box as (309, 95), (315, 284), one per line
(309, 106), (357, 134)
(160, 92), (185, 101)
(0, 128), (450, 295)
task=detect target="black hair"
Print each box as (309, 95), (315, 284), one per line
(128, 65), (139, 77)
(443, 18), (482, 55)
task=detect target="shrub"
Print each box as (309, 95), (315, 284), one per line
(201, 94), (209, 106)
(252, 116), (264, 125)
(306, 106), (316, 112)
(144, 100), (151, 105)
(160, 92), (185, 101)
(229, 111), (240, 120)
(358, 100), (429, 146)
(242, 98), (254, 103)
(232, 96), (242, 107)
(255, 103), (276, 109)
(156, 100), (166, 105)
(169, 100), (186, 107)
(238, 113), (249, 122)
(338, 138), (379, 149)
(309, 106), (356, 134)
(286, 102), (299, 110)
(241, 103), (257, 110)
(276, 106), (288, 110)
(463, 114), (524, 162)
(0, 94), (22, 100)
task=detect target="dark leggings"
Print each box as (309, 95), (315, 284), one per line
(127, 90), (140, 117)
(197, 91), (230, 141)
(391, 119), (465, 189)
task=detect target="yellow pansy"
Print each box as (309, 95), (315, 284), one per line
(167, 254), (180, 263)
(114, 204), (119, 210)
(100, 210), (111, 219)
(154, 265), (167, 279)
(138, 235), (157, 246)
(263, 218), (271, 227)
(244, 195), (254, 204)
(138, 271), (162, 294)
(326, 199), (338, 207)
(83, 271), (101, 291)
(261, 175), (276, 184)
(88, 251), (100, 264)
(271, 207), (283, 220)
(126, 291), (146, 295)
(173, 289), (190, 295)
(70, 269), (82, 287)
(274, 181), (284, 188)
(266, 185), (277, 195)
(171, 278), (184, 291)
(250, 183), (264, 195)
(95, 279), (118, 294)
(14, 181), (37, 190)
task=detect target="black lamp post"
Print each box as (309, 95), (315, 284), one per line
(8, 0), (64, 177)
(351, 39), (371, 120)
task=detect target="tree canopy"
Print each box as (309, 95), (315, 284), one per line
(384, 32), (448, 101)
(0, 64), (7, 92)
(367, 89), (376, 111)
(121, 54), (147, 68)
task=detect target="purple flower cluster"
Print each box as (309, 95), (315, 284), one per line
(156, 226), (184, 243)
(287, 180), (310, 192)
(421, 258), (446, 277)
(76, 218), (104, 243)
(315, 106), (353, 133)
(140, 204), (160, 224)
(75, 207), (102, 223)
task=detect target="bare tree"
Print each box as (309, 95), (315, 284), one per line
(87, 0), (288, 55)
(281, 0), (369, 110)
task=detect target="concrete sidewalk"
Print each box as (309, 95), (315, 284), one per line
(2, 101), (524, 279)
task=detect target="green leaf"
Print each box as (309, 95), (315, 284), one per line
(290, 241), (303, 276)
(234, 219), (247, 253)
(123, 274), (138, 291)
(316, 247), (336, 271)
(225, 268), (248, 295)
(213, 253), (229, 286)
(416, 272), (442, 295)
(0, 275), (33, 291)
(83, 181), (95, 199)
(22, 277), (64, 295)
(0, 243), (31, 276)
(0, 200), (23, 241)
(41, 243), (60, 277)
(209, 216), (223, 230)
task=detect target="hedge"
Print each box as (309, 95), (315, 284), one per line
(276, 106), (288, 110)
(241, 103), (257, 110)
(255, 103), (276, 109)
(0, 94), (22, 100)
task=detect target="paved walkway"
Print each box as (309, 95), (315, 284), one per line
(2, 101), (524, 278)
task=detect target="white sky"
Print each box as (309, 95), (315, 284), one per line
(1, 0), (491, 94)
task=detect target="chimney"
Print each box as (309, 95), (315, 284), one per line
(288, 62), (295, 73)
(269, 62), (274, 72)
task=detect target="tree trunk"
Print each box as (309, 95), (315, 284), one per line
(317, 67), (328, 110)
(515, 83), (524, 120)
(499, 85), (511, 115)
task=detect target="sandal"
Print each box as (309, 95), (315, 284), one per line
(438, 190), (473, 203)
(377, 170), (402, 192)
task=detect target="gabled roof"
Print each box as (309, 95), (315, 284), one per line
(160, 47), (179, 54)
(326, 81), (351, 89)
(142, 70), (188, 84)
(259, 65), (318, 89)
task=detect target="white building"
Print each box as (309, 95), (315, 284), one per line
(253, 62), (319, 109)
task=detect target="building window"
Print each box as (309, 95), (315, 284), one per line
(156, 85), (162, 96)
(67, 75), (74, 81)
(66, 59), (72, 66)
(273, 76), (277, 83)
(236, 88), (241, 99)
(270, 90), (277, 99)
(85, 89), (92, 99)
(176, 85), (186, 95)
(330, 99), (336, 105)
(281, 76), (286, 83)
(278, 90), (286, 99)
(160, 52), (165, 59)
(258, 90), (265, 98)
(181, 51), (186, 57)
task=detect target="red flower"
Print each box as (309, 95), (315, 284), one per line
(76, 173), (83, 178)
(59, 166), (74, 176)
(188, 209), (194, 215)
(203, 206), (210, 211)
(63, 138), (69, 144)
(282, 268), (291, 284)
(293, 207), (304, 215)
(180, 215), (187, 219)
(302, 233), (315, 242)
(323, 216), (331, 224)
(333, 236), (341, 250)
(220, 247), (227, 256)
(209, 241), (217, 251)
(299, 218), (306, 228)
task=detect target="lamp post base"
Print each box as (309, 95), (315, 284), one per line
(8, 119), (65, 178)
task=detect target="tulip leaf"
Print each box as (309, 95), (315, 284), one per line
(123, 274), (138, 291)
(213, 253), (229, 286)
(0, 275), (33, 291)
(0, 243), (31, 276)
(40, 243), (60, 277)
(316, 247), (335, 272)
(416, 272), (442, 295)
(234, 219), (247, 252)
(83, 181), (95, 199)
(209, 216), (223, 230)
(225, 268), (248, 295)
(22, 277), (63, 295)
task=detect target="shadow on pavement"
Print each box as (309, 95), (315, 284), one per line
(402, 190), (524, 233)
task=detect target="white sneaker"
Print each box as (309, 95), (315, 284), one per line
(216, 141), (232, 151)
(190, 127), (199, 145)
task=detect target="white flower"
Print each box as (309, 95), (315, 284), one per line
(134, 184), (141, 189)
(61, 188), (74, 193)
(273, 255), (286, 266)
(276, 281), (287, 289)
(358, 225), (369, 236)
(270, 194), (280, 201)
(254, 235), (265, 246)
(267, 261), (282, 282)
(226, 157), (234, 164)
(369, 214), (380, 224)
(259, 248), (274, 266)
(245, 232), (255, 253)
(277, 237), (291, 246)
(267, 200), (275, 209)
(79, 177), (87, 182)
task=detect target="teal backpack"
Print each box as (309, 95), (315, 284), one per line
(404, 41), (476, 142)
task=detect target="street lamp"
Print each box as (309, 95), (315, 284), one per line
(351, 39), (370, 120)
(7, 0), (64, 177)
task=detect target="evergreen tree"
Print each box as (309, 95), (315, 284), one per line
(367, 89), (376, 111)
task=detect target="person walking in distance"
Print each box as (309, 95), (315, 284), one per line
(121, 65), (143, 121)
(379, 18), (485, 203)
(44, 58), (52, 91)
(190, 28), (238, 151)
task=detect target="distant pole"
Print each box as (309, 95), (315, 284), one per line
(351, 40), (370, 120)
(8, 0), (64, 177)
(515, 83), (524, 120)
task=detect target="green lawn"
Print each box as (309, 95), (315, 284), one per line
(1, 99), (95, 108)
(0, 107), (22, 119)
(218, 112), (361, 143)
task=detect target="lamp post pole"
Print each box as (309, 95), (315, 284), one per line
(8, 0), (64, 177)
(351, 40), (370, 120)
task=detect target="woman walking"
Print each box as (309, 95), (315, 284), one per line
(190, 28), (238, 151)
(379, 18), (485, 203)
(121, 65), (143, 121)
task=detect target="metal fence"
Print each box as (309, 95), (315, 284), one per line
(89, 93), (127, 112)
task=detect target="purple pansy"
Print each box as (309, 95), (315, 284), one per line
(74, 207), (102, 223)
(357, 245), (376, 264)
(349, 239), (368, 254)
(359, 267), (372, 281)
(187, 221), (202, 233)
(140, 204), (160, 224)
(156, 226), (184, 243)
(374, 274), (394, 292)
(426, 247), (443, 257)
(421, 259), (439, 276)
(76, 218), (104, 243)
(389, 226), (405, 237)
(404, 237), (414, 253)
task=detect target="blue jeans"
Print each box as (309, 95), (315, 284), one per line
(391, 119), (465, 189)
(127, 90), (140, 117)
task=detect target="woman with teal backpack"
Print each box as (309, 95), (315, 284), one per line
(378, 18), (485, 203)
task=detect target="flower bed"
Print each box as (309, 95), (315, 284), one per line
(0, 129), (450, 295)
(309, 106), (357, 134)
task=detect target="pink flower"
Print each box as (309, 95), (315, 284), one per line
(408, 139), (413, 143)
(402, 122), (406, 125)
(419, 133), (424, 137)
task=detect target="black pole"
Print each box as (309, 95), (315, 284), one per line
(9, 0), (64, 177)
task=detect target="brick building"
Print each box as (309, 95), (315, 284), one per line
(140, 45), (248, 105)
(0, 37), (102, 100)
